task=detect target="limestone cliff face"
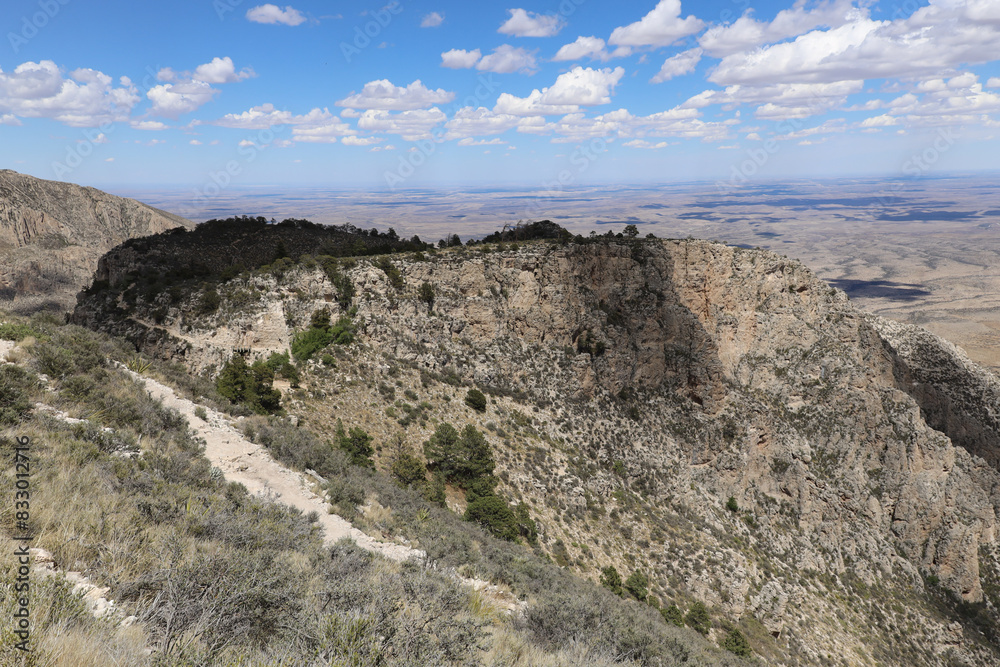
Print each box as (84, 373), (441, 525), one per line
(0, 169), (192, 312)
(75, 237), (1000, 666)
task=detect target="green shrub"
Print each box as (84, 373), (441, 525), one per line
(423, 423), (495, 486)
(625, 570), (649, 602)
(216, 355), (282, 414)
(375, 257), (405, 290)
(0, 321), (40, 341)
(197, 287), (221, 315)
(335, 419), (374, 468)
(391, 450), (426, 487)
(0, 365), (36, 425)
(661, 604), (684, 626)
(600, 566), (624, 597)
(726, 496), (739, 513)
(515, 502), (538, 545)
(264, 351), (299, 385)
(722, 628), (752, 657)
(464, 494), (519, 541)
(418, 281), (435, 308)
(685, 600), (711, 635)
(291, 309), (355, 361)
(423, 471), (446, 507)
(464, 388), (487, 413)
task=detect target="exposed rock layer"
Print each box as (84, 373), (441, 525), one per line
(0, 169), (192, 312)
(74, 235), (1000, 666)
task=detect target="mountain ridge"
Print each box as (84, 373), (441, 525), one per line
(0, 169), (194, 313)
(71, 226), (1000, 665)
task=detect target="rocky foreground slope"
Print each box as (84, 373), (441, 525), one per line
(0, 169), (193, 312)
(74, 228), (1000, 665)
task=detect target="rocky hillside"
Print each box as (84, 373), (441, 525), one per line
(74, 230), (1000, 666)
(0, 169), (193, 313)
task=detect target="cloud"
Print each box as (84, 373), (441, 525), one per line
(341, 135), (384, 146)
(189, 139), (203, 145)
(457, 137), (505, 146)
(498, 8), (564, 38)
(193, 57), (255, 84)
(441, 48), (482, 69)
(989, 77), (1000, 88)
(651, 48), (702, 83)
(494, 67), (625, 116)
(710, 4), (1000, 86)
(292, 117), (357, 143)
(477, 45), (538, 74)
(147, 80), (217, 118)
(207, 103), (341, 129)
(145, 57), (254, 118)
(130, 120), (169, 130)
(104, 157), (114, 162)
(552, 36), (631, 62)
(699, 0), (856, 57)
(336, 79), (455, 110)
(443, 107), (542, 139)
(355, 108), (448, 141)
(860, 114), (898, 127)
(873, 73), (1000, 127)
(421, 12), (444, 28)
(246, 4), (306, 26)
(683, 80), (863, 120)
(624, 139), (671, 149)
(0, 61), (139, 127)
(609, 0), (704, 48)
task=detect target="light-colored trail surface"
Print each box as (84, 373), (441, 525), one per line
(128, 369), (424, 563)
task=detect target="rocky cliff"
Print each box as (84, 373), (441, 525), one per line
(74, 233), (1000, 666)
(0, 169), (193, 312)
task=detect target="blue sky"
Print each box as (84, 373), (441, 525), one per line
(2, 0), (1000, 191)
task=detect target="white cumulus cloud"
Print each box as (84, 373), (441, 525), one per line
(0, 60), (139, 127)
(421, 12), (444, 27)
(246, 4), (306, 26)
(494, 67), (624, 116)
(553, 36), (627, 62)
(499, 8), (564, 37)
(477, 45), (538, 74)
(609, 0), (704, 48)
(699, 0), (856, 57)
(651, 48), (702, 83)
(193, 57), (255, 84)
(441, 49), (482, 69)
(336, 79), (455, 110)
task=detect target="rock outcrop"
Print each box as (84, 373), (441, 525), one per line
(74, 234), (1000, 666)
(0, 169), (193, 312)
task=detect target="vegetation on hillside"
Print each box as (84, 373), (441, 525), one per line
(0, 312), (758, 665)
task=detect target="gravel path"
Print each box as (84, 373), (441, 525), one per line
(127, 369), (425, 563)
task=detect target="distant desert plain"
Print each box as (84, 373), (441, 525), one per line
(120, 175), (1000, 372)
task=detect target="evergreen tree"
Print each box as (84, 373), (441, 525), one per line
(600, 566), (624, 597)
(335, 419), (374, 468)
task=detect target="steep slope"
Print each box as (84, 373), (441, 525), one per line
(0, 169), (193, 312)
(75, 233), (1000, 665)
